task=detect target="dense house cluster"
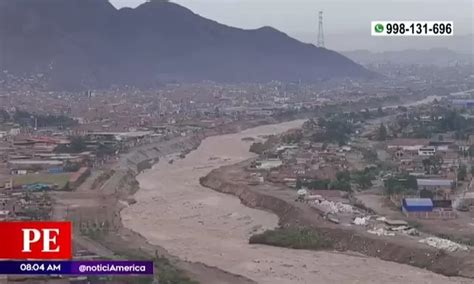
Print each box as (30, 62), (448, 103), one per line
(381, 102), (474, 219)
(248, 120), (365, 192)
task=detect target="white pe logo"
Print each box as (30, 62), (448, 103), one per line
(22, 229), (61, 253)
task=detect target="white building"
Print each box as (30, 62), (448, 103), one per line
(418, 146), (436, 156)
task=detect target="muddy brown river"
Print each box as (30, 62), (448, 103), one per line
(122, 120), (469, 284)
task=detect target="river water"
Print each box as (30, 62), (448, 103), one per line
(121, 120), (467, 284)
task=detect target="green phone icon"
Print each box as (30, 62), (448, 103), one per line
(375, 24), (384, 33)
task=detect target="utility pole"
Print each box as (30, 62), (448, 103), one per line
(317, 11), (325, 48)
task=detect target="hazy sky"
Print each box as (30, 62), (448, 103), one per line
(110, 0), (473, 52)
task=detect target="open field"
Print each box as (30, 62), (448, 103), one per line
(14, 173), (71, 189)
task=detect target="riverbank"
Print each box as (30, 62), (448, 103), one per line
(54, 117), (299, 284)
(55, 90), (471, 282)
(200, 160), (474, 281)
(122, 120), (308, 284)
(122, 119), (471, 284)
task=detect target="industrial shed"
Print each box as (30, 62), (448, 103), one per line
(402, 198), (433, 212)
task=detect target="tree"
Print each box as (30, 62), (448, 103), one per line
(362, 148), (378, 163)
(282, 130), (303, 144)
(468, 146), (474, 160)
(336, 170), (351, 182)
(384, 174), (418, 196)
(422, 158), (431, 174)
(329, 180), (351, 192)
(96, 143), (116, 157)
(55, 136), (87, 153)
(330, 171), (352, 192)
(314, 116), (354, 146)
(0, 109), (9, 122)
(376, 123), (388, 141)
(64, 161), (81, 172)
(353, 171), (373, 189)
(422, 155), (443, 174)
(385, 181), (405, 196)
(296, 179), (303, 189)
(430, 155), (443, 174)
(249, 142), (265, 154)
(458, 164), (467, 181)
(70, 137), (87, 152)
(406, 175), (418, 190)
(377, 107), (384, 117)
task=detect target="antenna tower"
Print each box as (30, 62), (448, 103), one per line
(317, 11), (325, 48)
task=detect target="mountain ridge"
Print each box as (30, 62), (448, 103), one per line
(0, 0), (372, 89)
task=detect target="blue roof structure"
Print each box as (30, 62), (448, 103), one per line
(402, 198), (433, 212)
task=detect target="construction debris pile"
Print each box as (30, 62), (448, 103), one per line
(367, 227), (395, 236)
(312, 200), (355, 214)
(295, 191), (471, 254)
(353, 216), (370, 226)
(419, 237), (469, 252)
(364, 218), (420, 237)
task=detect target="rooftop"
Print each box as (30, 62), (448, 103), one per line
(403, 198), (433, 207)
(387, 138), (429, 147)
(9, 160), (62, 165)
(417, 179), (453, 187)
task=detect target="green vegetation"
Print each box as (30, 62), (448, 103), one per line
(249, 227), (333, 250)
(96, 143), (117, 157)
(0, 109), (9, 122)
(329, 170), (352, 191)
(80, 227), (197, 284)
(360, 148), (379, 164)
(384, 174), (418, 196)
(281, 129), (303, 144)
(55, 136), (87, 153)
(249, 135), (278, 154)
(63, 160), (81, 172)
(376, 123), (388, 141)
(352, 168), (377, 189)
(11, 109), (77, 128)
(458, 164), (467, 181)
(296, 179), (330, 190)
(297, 168), (377, 192)
(312, 116), (354, 146)
(296, 171), (352, 192)
(395, 108), (474, 139)
(13, 173), (71, 189)
(111, 247), (198, 284)
(155, 255), (199, 284)
(249, 142), (265, 154)
(462, 146), (474, 159)
(422, 155), (443, 175)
